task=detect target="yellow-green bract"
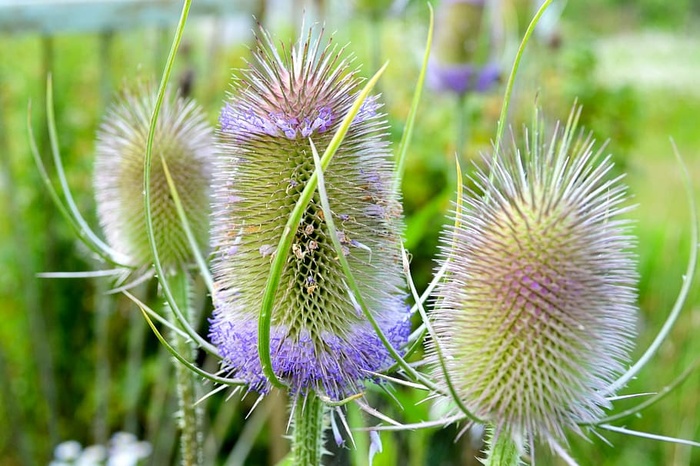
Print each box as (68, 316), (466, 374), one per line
(94, 86), (213, 273)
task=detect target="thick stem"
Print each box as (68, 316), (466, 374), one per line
(482, 426), (523, 466)
(166, 269), (203, 466)
(292, 392), (325, 466)
(456, 92), (470, 163)
(93, 277), (111, 445)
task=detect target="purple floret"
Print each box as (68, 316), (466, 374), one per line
(428, 60), (501, 95)
(209, 306), (411, 400)
(220, 104), (278, 137)
(220, 103), (340, 140)
(355, 95), (380, 123)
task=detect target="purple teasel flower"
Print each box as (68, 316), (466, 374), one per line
(426, 108), (639, 457)
(428, 0), (502, 95)
(94, 85), (214, 273)
(210, 26), (411, 400)
(428, 60), (501, 95)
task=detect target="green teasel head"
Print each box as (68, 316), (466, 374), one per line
(209, 26), (411, 400)
(427, 107), (638, 448)
(94, 85), (214, 272)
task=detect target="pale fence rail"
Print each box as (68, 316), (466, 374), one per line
(0, 0), (254, 34)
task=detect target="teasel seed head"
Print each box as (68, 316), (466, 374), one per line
(427, 108), (638, 447)
(94, 85), (214, 272)
(429, 0), (502, 95)
(209, 27), (410, 400)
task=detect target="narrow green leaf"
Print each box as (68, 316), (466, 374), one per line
(125, 290), (246, 387)
(399, 246), (482, 422)
(160, 156), (214, 295)
(592, 358), (700, 425)
(121, 289), (190, 341)
(28, 99), (129, 267)
(309, 139), (445, 397)
(142, 0), (219, 357)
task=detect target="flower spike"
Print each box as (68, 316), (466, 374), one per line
(427, 107), (638, 451)
(210, 26), (410, 400)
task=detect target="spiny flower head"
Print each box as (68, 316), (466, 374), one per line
(209, 27), (410, 400)
(427, 109), (638, 447)
(94, 86), (214, 272)
(429, 0), (501, 95)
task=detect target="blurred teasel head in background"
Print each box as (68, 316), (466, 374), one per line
(427, 107), (638, 450)
(209, 26), (410, 400)
(429, 0), (503, 95)
(352, 0), (396, 19)
(93, 86), (214, 273)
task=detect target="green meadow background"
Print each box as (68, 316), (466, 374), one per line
(0, 0), (698, 464)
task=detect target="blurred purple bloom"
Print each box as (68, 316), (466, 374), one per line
(428, 60), (501, 95)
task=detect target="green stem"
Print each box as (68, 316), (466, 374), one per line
(456, 92), (469, 162)
(291, 392), (325, 466)
(93, 277), (111, 445)
(166, 269), (203, 466)
(482, 426), (523, 466)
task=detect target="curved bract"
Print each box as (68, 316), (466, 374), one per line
(209, 27), (410, 400)
(428, 108), (638, 449)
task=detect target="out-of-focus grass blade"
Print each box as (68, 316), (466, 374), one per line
(605, 141), (697, 395)
(492, 0), (554, 159)
(392, 3), (433, 194)
(28, 98), (129, 267)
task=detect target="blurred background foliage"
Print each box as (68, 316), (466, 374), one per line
(0, 0), (699, 464)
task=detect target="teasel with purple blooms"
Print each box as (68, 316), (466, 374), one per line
(209, 27), (410, 403)
(426, 107), (639, 464)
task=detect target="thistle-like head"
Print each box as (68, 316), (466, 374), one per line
(94, 86), (214, 272)
(209, 27), (410, 400)
(429, 0), (502, 95)
(427, 108), (638, 447)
